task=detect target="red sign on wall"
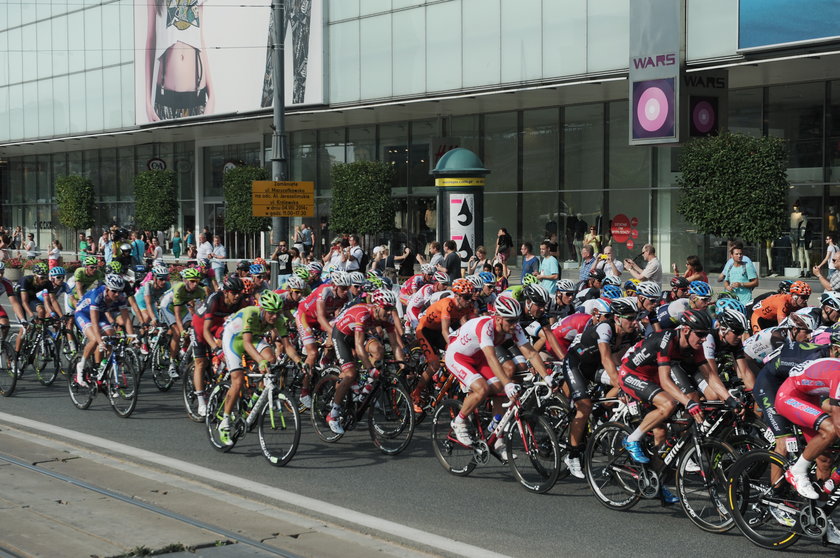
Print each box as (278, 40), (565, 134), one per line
(611, 214), (631, 243)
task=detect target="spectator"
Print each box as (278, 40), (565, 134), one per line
(209, 235), (227, 282)
(300, 223), (315, 258)
(814, 251), (840, 291)
(11, 226), (22, 250)
(98, 231), (109, 254)
(578, 246), (596, 282)
(150, 237), (164, 261)
(292, 225), (304, 254)
(186, 244), (197, 260)
(816, 233), (839, 279)
(85, 235), (97, 256)
(520, 242), (540, 282)
(0, 235), (10, 261)
(674, 255), (708, 282)
(717, 241), (753, 282)
(624, 243), (663, 284)
(289, 246), (305, 269)
(77, 233), (89, 258)
(595, 245), (624, 279)
(723, 245), (758, 304)
(130, 231), (146, 266)
(345, 234), (364, 272)
(171, 230), (182, 259)
(418, 241), (444, 269)
(156, 230), (165, 252)
(102, 232), (114, 264)
(493, 262), (508, 294)
(271, 239), (293, 286)
(495, 228), (513, 263)
(438, 240), (461, 281)
(467, 245), (491, 275)
(196, 233), (213, 261)
(398, 243), (419, 281)
(545, 233), (560, 260)
(371, 245), (387, 274)
(48, 239), (63, 268)
(184, 229), (194, 249)
(537, 240), (560, 295)
(583, 226), (602, 255)
(23, 233), (39, 259)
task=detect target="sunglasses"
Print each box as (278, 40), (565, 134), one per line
(690, 330), (710, 338)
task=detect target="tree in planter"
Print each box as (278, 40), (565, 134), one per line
(134, 170), (178, 232)
(677, 133), (788, 263)
(56, 175), (95, 231)
(330, 161), (395, 248)
(224, 166), (271, 257)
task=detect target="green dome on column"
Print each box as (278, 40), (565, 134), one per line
(432, 148), (489, 176)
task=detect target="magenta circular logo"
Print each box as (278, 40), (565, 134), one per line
(637, 87), (669, 132)
(692, 101), (715, 134)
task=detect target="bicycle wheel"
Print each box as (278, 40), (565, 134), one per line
(53, 334), (73, 379)
(542, 398), (572, 482)
(182, 360), (204, 423)
(205, 385), (235, 452)
(108, 357), (140, 418)
(430, 399), (477, 476)
(67, 357), (95, 410)
(0, 341), (17, 396)
(34, 335), (59, 386)
(151, 337), (175, 391)
(258, 392), (301, 466)
(367, 380), (415, 456)
(506, 413), (562, 494)
(310, 373), (344, 443)
(584, 421), (641, 511)
(675, 438), (738, 533)
(727, 450), (802, 550)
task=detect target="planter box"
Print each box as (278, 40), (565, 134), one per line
(4, 268), (21, 282)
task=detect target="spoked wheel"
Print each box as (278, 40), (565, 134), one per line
(727, 450), (802, 550)
(367, 379), (415, 455)
(584, 421), (642, 511)
(0, 341), (17, 396)
(67, 357), (95, 410)
(205, 385), (235, 452)
(182, 360), (205, 423)
(258, 392), (301, 466)
(54, 334), (75, 380)
(543, 397), (573, 482)
(675, 439), (738, 533)
(108, 358), (140, 418)
(430, 399), (477, 476)
(506, 413), (562, 494)
(151, 341), (175, 391)
(310, 374), (345, 443)
(34, 335), (59, 386)
(9, 332), (25, 379)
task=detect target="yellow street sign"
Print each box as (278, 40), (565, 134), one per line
(252, 181), (315, 217)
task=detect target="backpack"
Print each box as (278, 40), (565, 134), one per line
(358, 249), (370, 271)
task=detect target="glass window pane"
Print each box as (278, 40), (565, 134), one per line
(0, 87), (8, 141)
(9, 85), (24, 140)
(120, 2), (134, 64)
(426, 1), (461, 92)
(380, 123), (409, 195)
(392, 10), (425, 96)
(728, 88), (762, 137)
(68, 150), (83, 175)
(0, 31), (7, 86)
(8, 28), (22, 85)
(523, 108), (560, 249)
(36, 155), (51, 202)
(103, 66), (122, 129)
(767, 82), (823, 179)
(543, 0), (586, 77)
(174, 141), (196, 200)
(52, 15), (69, 76)
(85, 6), (103, 69)
(608, 101), (649, 189)
(483, 193), (518, 260)
(686, 0), (738, 61)
(21, 24), (37, 83)
(23, 82), (38, 139)
(291, 130), (318, 183)
(587, 0), (628, 73)
(409, 119), (437, 190)
(463, 0), (500, 87)
(86, 69), (104, 132)
(329, 0), (359, 21)
(449, 115), (480, 153)
(121, 63), (134, 127)
(38, 79), (53, 137)
(102, 3), (121, 66)
(360, 15), (392, 99)
(360, 0), (390, 16)
(100, 148), (118, 200)
(348, 126), (375, 162)
(68, 11), (85, 73)
(53, 76), (70, 136)
(329, 21), (360, 103)
(37, 20), (52, 80)
(319, 128), (346, 193)
(484, 112), (518, 194)
(83, 150), (100, 193)
(500, 0), (541, 83)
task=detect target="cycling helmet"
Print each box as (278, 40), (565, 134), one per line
(253, 257), (268, 267)
(478, 271), (495, 285)
(348, 271), (366, 286)
(688, 280), (712, 298)
(181, 268), (201, 280)
(714, 297), (746, 316)
(249, 264), (266, 275)
(367, 269), (383, 280)
(285, 276), (307, 291)
(493, 295), (521, 318)
(368, 276), (384, 289)
(556, 279), (577, 293)
(717, 290), (737, 300)
(623, 278), (640, 295)
(259, 290), (282, 313)
(237, 259), (251, 272)
(718, 308), (749, 333)
(119, 243), (131, 253)
(83, 256), (98, 266)
(361, 280), (378, 293)
(602, 284), (624, 300)
(610, 297), (638, 318)
(522, 273), (538, 286)
(221, 274), (245, 293)
(831, 331), (840, 347)
(590, 298), (612, 316)
(821, 291), (840, 311)
(380, 277), (394, 290)
(293, 267), (311, 281)
(679, 309), (713, 331)
(104, 262), (122, 275)
(670, 276), (690, 290)
(636, 281), (662, 299)
(309, 261), (323, 272)
(452, 278), (473, 295)
(104, 274), (125, 291)
(789, 281), (812, 296)
(523, 284), (551, 306)
(420, 264), (436, 275)
(433, 271), (451, 285)
(372, 288), (397, 308)
(466, 275), (484, 290)
(787, 312), (817, 332)
(241, 277), (254, 294)
(49, 266), (66, 278)
(778, 280), (794, 294)
(603, 275), (621, 287)
(32, 263), (48, 276)
(589, 269), (606, 282)
(331, 271), (352, 287)
(0, 262), (5, 271)
(199, 258), (211, 269)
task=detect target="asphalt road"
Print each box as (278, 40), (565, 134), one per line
(0, 370), (833, 558)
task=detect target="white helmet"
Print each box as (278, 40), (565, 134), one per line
(494, 295), (522, 318)
(331, 271), (352, 287)
(636, 281), (662, 299)
(556, 279), (577, 293)
(420, 264), (436, 275)
(104, 274), (125, 291)
(348, 271), (366, 286)
(285, 276), (307, 291)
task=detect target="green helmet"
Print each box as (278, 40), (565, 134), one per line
(293, 267), (310, 281)
(105, 261), (122, 274)
(84, 256), (98, 266)
(522, 273), (538, 286)
(259, 290), (282, 312)
(32, 262), (49, 276)
(181, 268), (201, 280)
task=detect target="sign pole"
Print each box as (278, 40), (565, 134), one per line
(270, 1), (289, 245)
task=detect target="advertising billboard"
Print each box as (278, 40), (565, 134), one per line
(134, 0), (323, 125)
(739, 0), (840, 51)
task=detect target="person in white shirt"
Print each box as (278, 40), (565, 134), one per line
(595, 245), (624, 280)
(624, 243), (662, 284)
(196, 233), (213, 261)
(345, 234), (364, 272)
(23, 233), (39, 259)
(209, 235), (227, 282)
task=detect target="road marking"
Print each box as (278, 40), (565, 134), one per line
(0, 412), (509, 558)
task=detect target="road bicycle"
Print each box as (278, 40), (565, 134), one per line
(67, 334), (141, 418)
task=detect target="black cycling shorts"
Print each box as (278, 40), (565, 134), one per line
(619, 366), (663, 404)
(669, 364), (699, 396)
(495, 340), (525, 367)
(562, 354), (599, 402)
(332, 329), (356, 371)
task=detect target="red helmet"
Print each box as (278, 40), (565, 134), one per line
(452, 278), (473, 295)
(789, 281), (811, 296)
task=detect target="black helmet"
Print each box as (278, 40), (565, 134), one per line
(679, 309), (713, 332)
(523, 284), (551, 306)
(610, 297), (638, 318)
(589, 269), (606, 281)
(778, 279), (794, 294)
(222, 274), (245, 293)
(237, 259), (251, 272)
(717, 308), (749, 334)
(670, 276), (689, 290)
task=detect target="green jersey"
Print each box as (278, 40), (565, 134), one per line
(224, 306), (289, 354)
(502, 284), (525, 302)
(72, 267), (104, 299)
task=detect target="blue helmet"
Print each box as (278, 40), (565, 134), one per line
(714, 297), (746, 317)
(688, 280), (712, 298)
(602, 284), (623, 299)
(250, 264), (266, 275)
(477, 271), (495, 285)
(49, 266), (66, 278)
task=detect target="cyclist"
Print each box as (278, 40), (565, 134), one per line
(15, 263), (56, 356)
(399, 264), (435, 307)
(105, 262), (143, 330)
(272, 274), (308, 322)
(750, 280), (811, 333)
(404, 271), (450, 330)
(562, 297), (641, 478)
(661, 276), (690, 305)
(545, 278), (577, 324)
(136, 265), (171, 327)
(70, 256), (104, 310)
(73, 275), (134, 386)
(475, 272), (498, 315)
(235, 259), (251, 278)
(37, 266), (73, 324)
(217, 291), (297, 445)
(702, 307), (756, 392)
(654, 280), (713, 330)
(537, 310), (592, 360)
(158, 268), (207, 378)
(0, 262), (24, 345)
(191, 274), (249, 417)
(573, 269), (605, 305)
(445, 295), (550, 452)
(633, 281), (663, 334)
(746, 279), (793, 322)
(325, 289), (406, 434)
(517, 284), (567, 360)
(249, 263), (270, 297)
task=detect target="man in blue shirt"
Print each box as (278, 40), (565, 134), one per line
(537, 241), (560, 295)
(723, 245), (758, 304)
(579, 246), (596, 282)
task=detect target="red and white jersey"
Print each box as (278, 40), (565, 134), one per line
(547, 312), (592, 357)
(399, 274), (427, 304)
(0, 277), (15, 297)
(333, 303), (394, 336)
(298, 283), (348, 323)
(786, 357), (840, 400)
(406, 283), (435, 313)
(447, 316), (528, 361)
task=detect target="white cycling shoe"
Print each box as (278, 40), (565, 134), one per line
(564, 455), (585, 479)
(327, 415), (345, 435)
(450, 420), (474, 446)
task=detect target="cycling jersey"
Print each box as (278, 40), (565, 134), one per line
(15, 275), (54, 298)
(742, 327), (786, 363)
(192, 291), (245, 358)
(655, 298), (690, 330)
(399, 274), (427, 305)
(271, 288), (303, 314)
(776, 357), (840, 438)
(333, 303), (395, 336)
(572, 287), (600, 309)
(73, 284), (128, 330)
(135, 280), (171, 312)
(158, 282), (205, 326)
(417, 296), (474, 332)
(221, 306), (289, 371)
(405, 283), (436, 327)
(72, 268), (103, 299)
(476, 291), (497, 315)
(297, 283), (348, 324)
(545, 313), (592, 358)
(750, 293), (794, 333)
(445, 316), (528, 389)
(0, 277), (16, 320)
(36, 281), (72, 305)
(619, 330), (705, 404)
